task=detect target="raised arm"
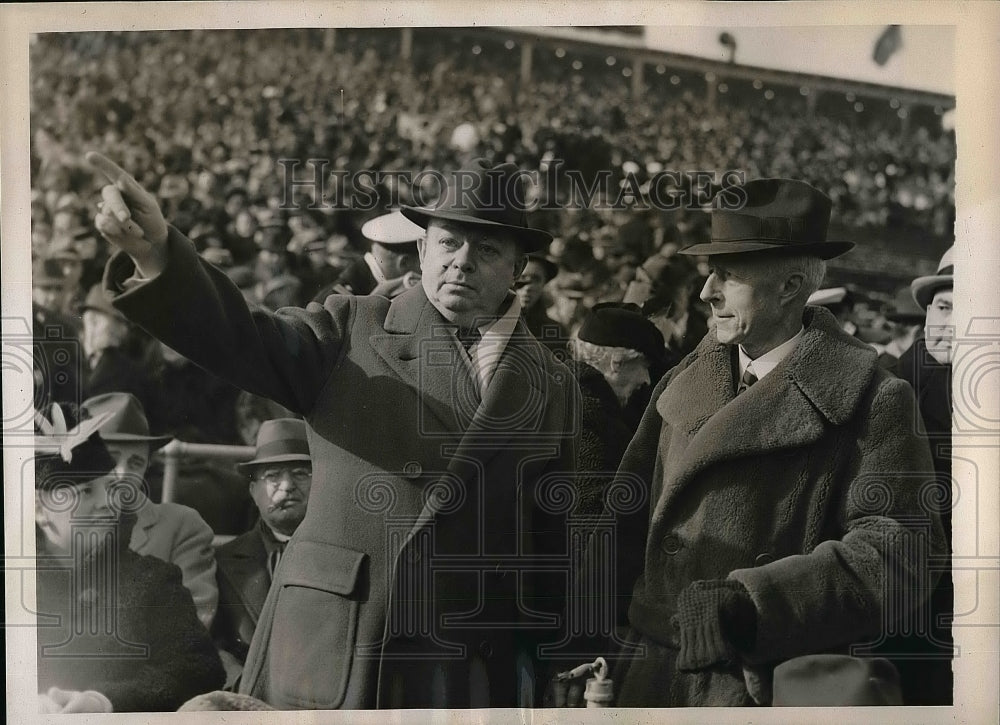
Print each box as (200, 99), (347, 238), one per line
(88, 153), (353, 414)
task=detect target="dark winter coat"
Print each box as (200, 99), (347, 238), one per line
(36, 524), (225, 712)
(212, 521), (280, 664)
(105, 228), (580, 710)
(602, 306), (943, 706)
(567, 359), (636, 519)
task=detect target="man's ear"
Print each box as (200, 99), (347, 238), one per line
(416, 236), (427, 263)
(779, 273), (806, 307)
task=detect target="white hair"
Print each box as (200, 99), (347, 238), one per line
(570, 338), (644, 377)
(742, 254), (826, 302)
(776, 255), (826, 300)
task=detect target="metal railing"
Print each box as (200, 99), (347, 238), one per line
(155, 439), (255, 504)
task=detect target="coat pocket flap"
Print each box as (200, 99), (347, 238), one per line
(279, 540), (367, 596)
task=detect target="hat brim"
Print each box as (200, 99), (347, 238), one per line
(99, 432), (173, 451)
(911, 274), (953, 309)
(678, 240), (855, 260)
(400, 206), (552, 253)
(236, 453), (312, 474)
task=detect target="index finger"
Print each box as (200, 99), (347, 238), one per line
(85, 151), (131, 185)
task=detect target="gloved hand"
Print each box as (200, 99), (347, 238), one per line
(672, 578), (757, 672)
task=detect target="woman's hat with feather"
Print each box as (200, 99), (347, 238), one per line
(34, 403), (117, 489)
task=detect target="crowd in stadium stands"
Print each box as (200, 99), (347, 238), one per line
(27, 29), (956, 710)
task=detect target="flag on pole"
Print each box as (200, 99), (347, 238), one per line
(873, 25), (903, 66)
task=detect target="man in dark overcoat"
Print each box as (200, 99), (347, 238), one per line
(212, 419), (312, 679)
(89, 153), (579, 709)
(600, 179), (945, 707)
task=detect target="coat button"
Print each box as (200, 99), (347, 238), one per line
(403, 461), (423, 479)
(478, 640), (494, 659)
(660, 533), (682, 555)
(754, 553), (774, 566)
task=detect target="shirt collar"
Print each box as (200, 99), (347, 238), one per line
(462, 293), (523, 393)
(738, 327), (804, 380)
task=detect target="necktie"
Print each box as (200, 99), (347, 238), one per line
(457, 327), (481, 351)
(737, 367), (758, 395)
(267, 544), (285, 580)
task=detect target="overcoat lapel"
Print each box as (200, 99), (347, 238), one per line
(653, 306), (877, 515)
(445, 323), (551, 480)
(128, 501), (157, 551)
(221, 533), (271, 623)
(369, 286), (468, 437)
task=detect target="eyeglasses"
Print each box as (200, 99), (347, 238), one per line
(254, 467), (313, 490)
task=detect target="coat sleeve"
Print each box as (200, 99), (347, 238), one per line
(162, 503), (219, 630)
(100, 558), (226, 712)
(103, 227), (353, 415)
(729, 376), (945, 665)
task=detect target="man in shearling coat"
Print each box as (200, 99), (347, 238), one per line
(89, 153), (579, 710)
(603, 179), (945, 707)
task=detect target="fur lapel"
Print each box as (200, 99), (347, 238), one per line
(655, 306), (878, 505)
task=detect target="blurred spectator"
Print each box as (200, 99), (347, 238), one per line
(82, 392), (219, 629)
(623, 253), (708, 374)
(32, 258), (83, 410)
(879, 247), (954, 706)
(515, 252), (568, 356)
(807, 286), (859, 336)
(878, 286), (925, 368)
(567, 303), (664, 518)
(79, 284), (160, 416)
(314, 210), (422, 300)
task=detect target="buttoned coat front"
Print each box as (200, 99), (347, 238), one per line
(605, 306), (944, 706)
(106, 229), (579, 709)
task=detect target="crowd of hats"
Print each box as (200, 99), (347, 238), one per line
(27, 28), (953, 353)
(29, 29), (953, 301)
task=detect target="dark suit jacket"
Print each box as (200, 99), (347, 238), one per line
(106, 228), (580, 710)
(212, 521), (276, 664)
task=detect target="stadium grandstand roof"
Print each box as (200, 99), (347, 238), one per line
(483, 26), (954, 108)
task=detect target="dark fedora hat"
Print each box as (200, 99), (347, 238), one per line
(679, 178), (854, 260)
(577, 302), (665, 364)
(523, 252), (559, 282)
(81, 392), (172, 450)
(236, 418), (311, 475)
(401, 158), (552, 253)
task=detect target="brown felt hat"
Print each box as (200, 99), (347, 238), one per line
(237, 418), (311, 475)
(81, 392), (172, 450)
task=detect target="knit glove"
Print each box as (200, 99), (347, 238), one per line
(673, 579), (757, 672)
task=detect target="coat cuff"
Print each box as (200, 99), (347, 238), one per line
(673, 579), (756, 672)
